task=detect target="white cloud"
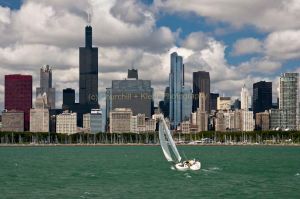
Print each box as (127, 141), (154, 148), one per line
(233, 30), (300, 62)
(232, 38), (263, 56)
(184, 40), (237, 82)
(110, 0), (149, 25)
(237, 57), (282, 74)
(0, 6), (10, 24)
(181, 32), (211, 51)
(0, 44), (77, 69)
(264, 30), (300, 60)
(154, 0), (300, 31)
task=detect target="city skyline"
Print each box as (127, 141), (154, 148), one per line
(1, 0), (300, 111)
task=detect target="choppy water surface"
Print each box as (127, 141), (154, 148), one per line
(0, 146), (300, 199)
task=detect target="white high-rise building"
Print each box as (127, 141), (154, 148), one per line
(241, 84), (251, 110)
(30, 94), (49, 132)
(241, 110), (254, 131)
(56, 111), (77, 135)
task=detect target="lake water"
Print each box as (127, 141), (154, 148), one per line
(0, 146), (300, 199)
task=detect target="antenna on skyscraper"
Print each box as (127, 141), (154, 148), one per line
(87, 12), (91, 25)
(87, 2), (92, 26)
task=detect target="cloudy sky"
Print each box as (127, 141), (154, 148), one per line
(0, 0), (300, 110)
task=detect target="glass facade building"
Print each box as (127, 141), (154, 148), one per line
(169, 52), (183, 127)
(279, 73), (299, 130)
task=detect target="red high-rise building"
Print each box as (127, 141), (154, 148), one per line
(5, 74), (32, 131)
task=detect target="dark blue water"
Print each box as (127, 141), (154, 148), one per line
(0, 146), (299, 199)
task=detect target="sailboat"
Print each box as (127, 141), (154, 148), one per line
(158, 115), (201, 171)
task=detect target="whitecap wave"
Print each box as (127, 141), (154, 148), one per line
(201, 166), (221, 173)
(209, 167), (221, 171)
(184, 173), (192, 178)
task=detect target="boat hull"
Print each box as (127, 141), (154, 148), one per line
(175, 161), (201, 171)
(190, 161), (201, 171)
(175, 163), (189, 171)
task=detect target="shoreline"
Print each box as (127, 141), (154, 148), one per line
(1, 143), (300, 147)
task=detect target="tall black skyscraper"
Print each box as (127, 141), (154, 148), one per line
(79, 25), (99, 106)
(253, 81), (272, 116)
(192, 71), (210, 112)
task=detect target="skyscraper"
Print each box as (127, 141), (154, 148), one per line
(36, 65), (55, 109)
(169, 52), (192, 128)
(169, 52), (183, 127)
(241, 84), (251, 110)
(279, 73), (299, 130)
(79, 25), (99, 106)
(253, 81), (272, 116)
(192, 71), (210, 113)
(66, 24), (100, 127)
(5, 74), (32, 131)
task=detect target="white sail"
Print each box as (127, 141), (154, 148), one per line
(159, 122), (173, 162)
(158, 116), (182, 163)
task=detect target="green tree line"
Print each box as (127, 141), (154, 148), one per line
(1, 131), (300, 145)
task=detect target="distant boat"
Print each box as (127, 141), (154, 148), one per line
(158, 115), (201, 171)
